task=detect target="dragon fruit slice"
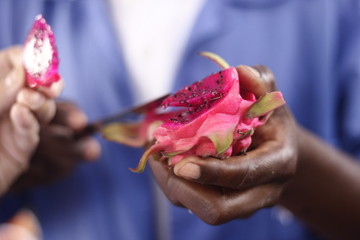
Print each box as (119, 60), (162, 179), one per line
(23, 15), (60, 88)
(102, 52), (285, 173)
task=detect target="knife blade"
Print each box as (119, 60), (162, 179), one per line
(74, 94), (170, 139)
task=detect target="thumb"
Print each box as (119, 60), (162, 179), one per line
(0, 47), (25, 115)
(236, 65), (277, 97)
(0, 66), (24, 115)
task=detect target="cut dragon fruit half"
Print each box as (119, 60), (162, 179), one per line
(23, 15), (60, 88)
(102, 52), (286, 173)
(160, 68), (235, 128)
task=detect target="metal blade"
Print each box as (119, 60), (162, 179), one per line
(74, 94), (169, 138)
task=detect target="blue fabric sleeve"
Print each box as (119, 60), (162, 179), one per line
(337, 1), (360, 158)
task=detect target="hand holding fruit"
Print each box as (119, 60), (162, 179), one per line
(3, 16), (100, 193)
(0, 46), (63, 195)
(148, 65), (299, 224)
(102, 53), (286, 173)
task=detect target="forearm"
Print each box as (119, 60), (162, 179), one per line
(280, 126), (360, 239)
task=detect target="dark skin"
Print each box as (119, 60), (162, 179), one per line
(10, 101), (100, 192)
(149, 65), (298, 223)
(149, 65), (360, 239)
(280, 128), (360, 239)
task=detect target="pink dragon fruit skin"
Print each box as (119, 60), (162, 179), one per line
(135, 67), (266, 171)
(101, 52), (285, 173)
(23, 15), (60, 88)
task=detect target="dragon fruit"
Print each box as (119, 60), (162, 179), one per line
(23, 15), (60, 88)
(102, 52), (285, 173)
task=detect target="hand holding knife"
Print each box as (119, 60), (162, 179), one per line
(75, 94), (169, 139)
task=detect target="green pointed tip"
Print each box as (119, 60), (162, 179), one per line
(163, 151), (185, 158)
(199, 51), (230, 69)
(208, 127), (235, 155)
(246, 91), (286, 119)
(237, 128), (254, 139)
(129, 167), (144, 173)
(129, 143), (166, 173)
(129, 147), (152, 173)
(129, 154), (149, 173)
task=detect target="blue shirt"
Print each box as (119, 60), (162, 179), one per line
(1, 0), (359, 239)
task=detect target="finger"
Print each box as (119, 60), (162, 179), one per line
(7, 209), (41, 239)
(0, 66), (25, 115)
(249, 106), (293, 149)
(148, 157), (184, 207)
(6, 104), (39, 174)
(16, 88), (46, 110)
(32, 99), (56, 124)
(10, 103), (40, 154)
(0, 223), (40, 240)
(41, 124), (101, 160)
(16, 89), (56, 124)
(37, 79), (64, 99)
(52, 101), (88, 131)
(0, 104), (39, 192)
(173, 138), (296, 190)
(79, 137), (101, 161)
(150, 156), (283, 225)
(236, 65), (276, 97)
(252, 65), (277, 91)
(9, 126), (101, 192)
(170, 178), (283, 225)
(7, 46), (23, 66)
(0, 46), (23, 79)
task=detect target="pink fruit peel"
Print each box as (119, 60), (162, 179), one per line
(23, 15), (60, 88)
(102, 52), (286, 173)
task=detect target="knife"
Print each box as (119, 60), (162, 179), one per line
(74, 94), (170, 139)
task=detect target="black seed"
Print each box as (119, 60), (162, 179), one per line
(211, 96), (222, 100)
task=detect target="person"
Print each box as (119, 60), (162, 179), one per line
(0, 0), (359, 239)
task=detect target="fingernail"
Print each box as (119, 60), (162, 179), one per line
(68, 111), (88, 130)
(39, 79), (64, 98)
(51, 79), (64, 98)
(83, 138), (101, 161)
(243, 65), (261, 78)
(174, 163), (201, 179)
